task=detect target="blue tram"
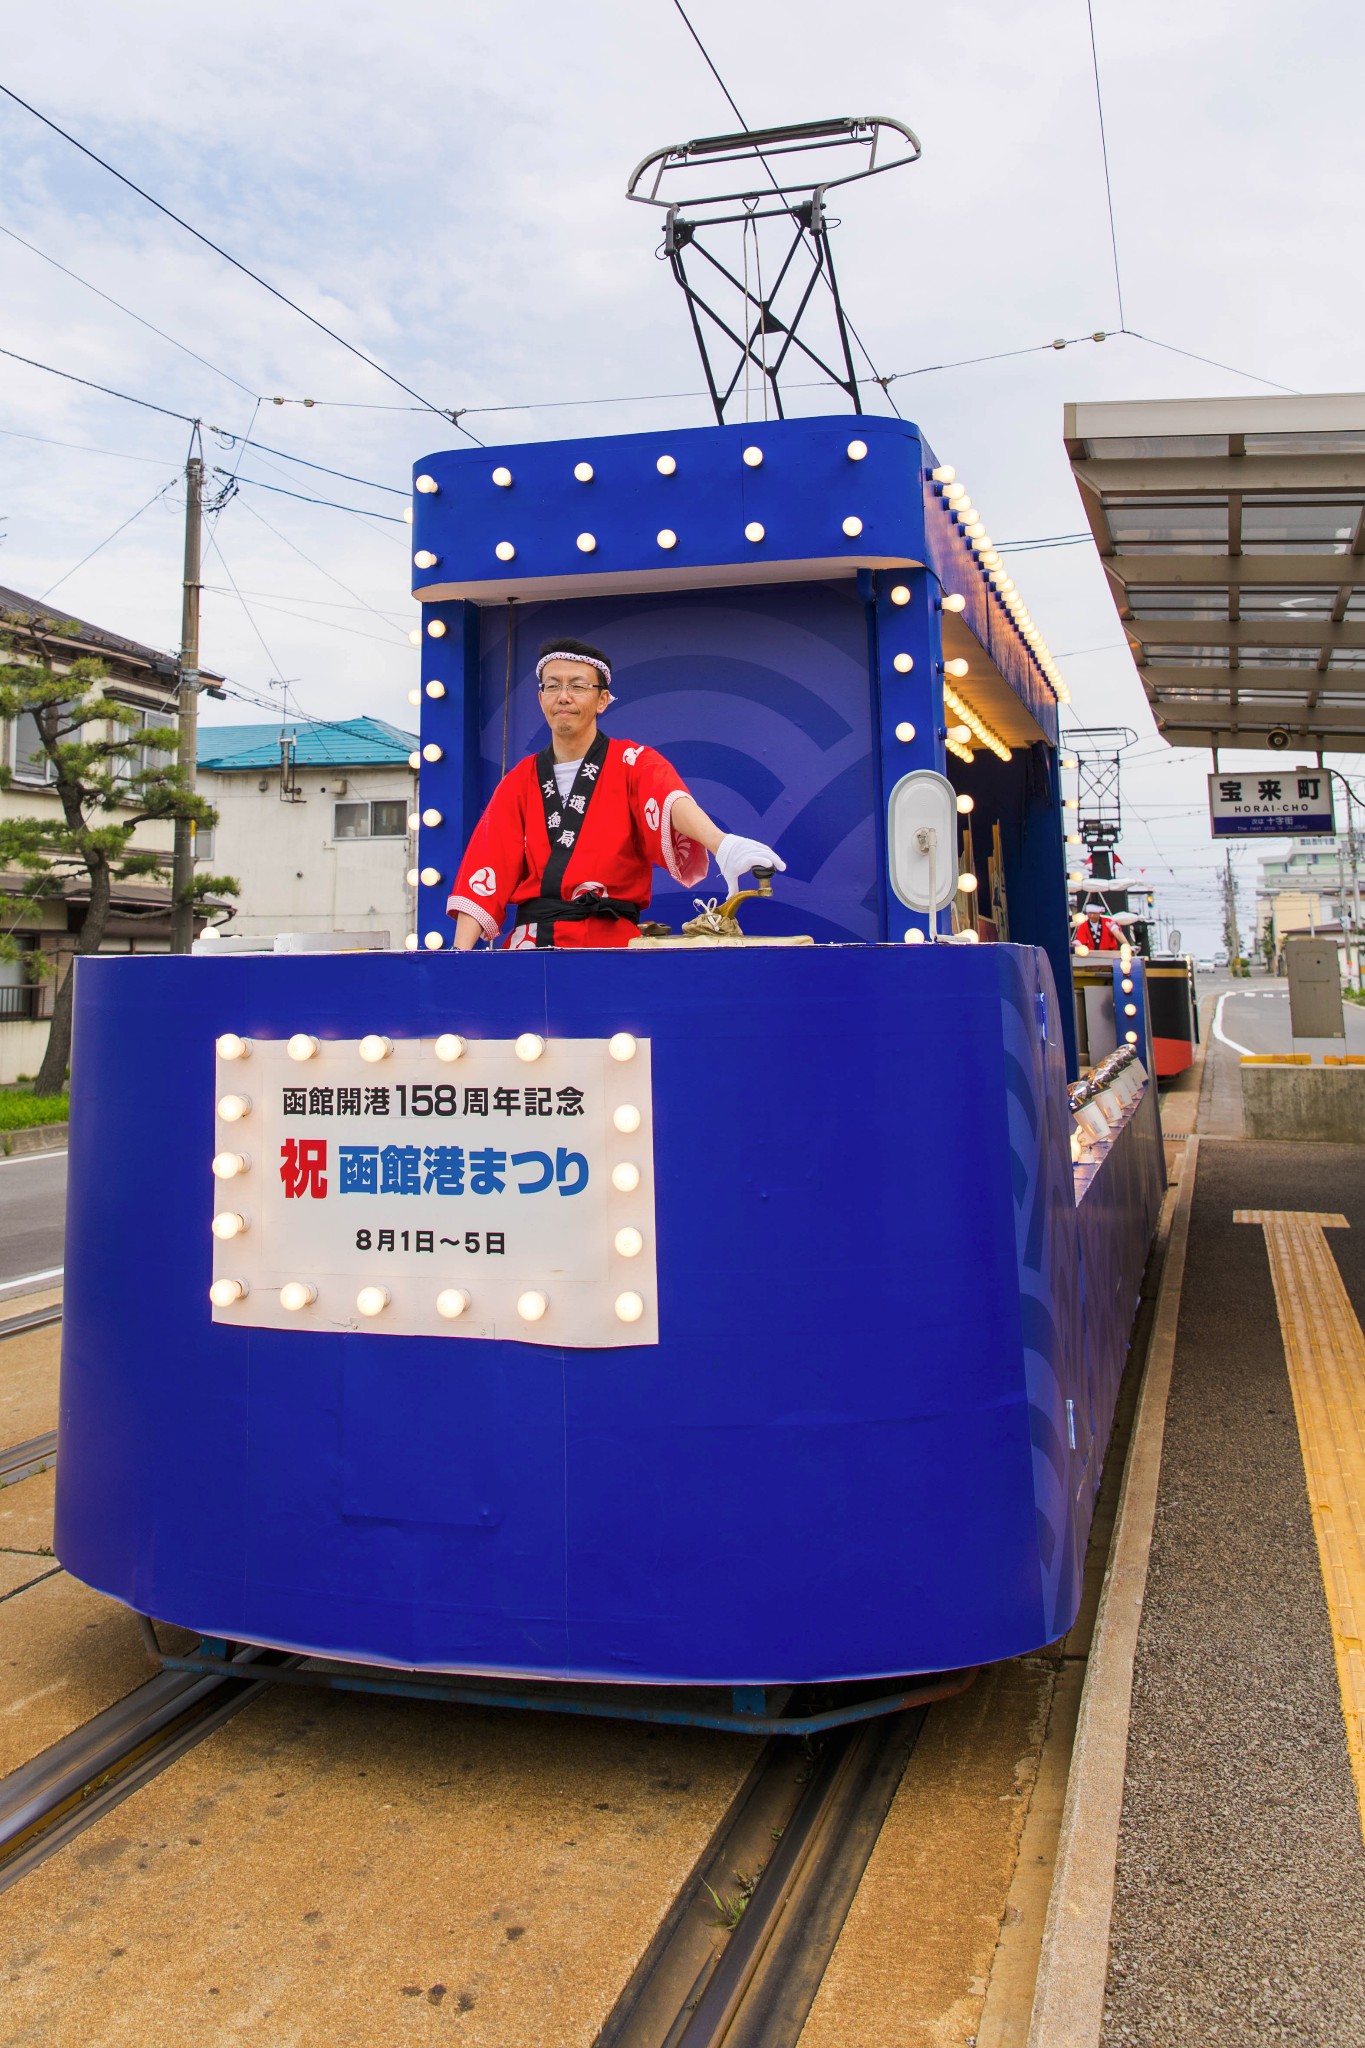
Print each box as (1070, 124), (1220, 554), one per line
(54, 414), (1164, 1713)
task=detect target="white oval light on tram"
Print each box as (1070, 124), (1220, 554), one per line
(517, 1290), (549, 1322)
(614, 1227), (644, 1258)
(942, 592), (967, 613)
(656, 453), (677, 476)
(434, 1034), (466, 1062)
(893, 653), (913, 674)
(425, 680), (446, 699)
(427, 619), (447, 637)
(608, 1032), (637, 1062)
(613, 1103), (642, 1134)
(614, 1292), (645, 1324)
(744, 521), (765, 544)
(494, 542), (515, 562)
(216, 1033), (251, 1061)
(358, 1035), (393, 1063)
(209, 1277), (248, 1308)
(611, 1161), (641, 1193)
(356, 1285), (390, 1318)
(576, 532), (597, 553)
(217, 1093), (251, 1121)
(424, 932), (444, 950)
(491, 467), (513, 488)
(957, 794), (975, 815)
(515, 1033), (545, 1062)
(573, 461), (594, 483)
(280, 1281), (317, 1313)
(415, 474), (439, 494)
(422, 807), (443, 827)
(656, 529), (677, 550)
(420, 866), (442, 887)
(212, 1151), (249, 1180)
(742, 445), (764, 468)
(436, 1287), (470, 1320)
(945, 657), (970, 678)
(847, 439), (868, 461)
(842, 515), (863, 537)
(413, 550), (438, 569)
(894, 721), (916, 743)
(422, 742), (443, 762)
(957, 872), (979, 894)
(211, 1211), (247, 1240)
(890, 585), (911, 606)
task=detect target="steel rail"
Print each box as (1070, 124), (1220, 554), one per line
(0, 1643), (295, 1893)
(0, 1303), (63, 1341)
(596, 1670), (977, 2048)
(0, 1430), (57, 1485)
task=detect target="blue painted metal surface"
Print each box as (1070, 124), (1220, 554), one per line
(56, 941), (1160, 1688)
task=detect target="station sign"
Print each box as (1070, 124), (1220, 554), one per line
(1207, 769), (1334, 838)
(210, 1034), (658, 1346)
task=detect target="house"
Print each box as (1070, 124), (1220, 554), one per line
(196, 718), (418, 942)
(0, 584), (223, 1084)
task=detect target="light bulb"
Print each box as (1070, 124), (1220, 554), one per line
(956, 794), (974, 815)
(407, 687), (421, 707)
(425, 680), (446, 699)
(742, 445), (763, 467)
(744, 521), (765, 543)
(515, 1032), (545, 1062)
(906, 928), (925, 945)
(404, 934), (419, 951)
(656, 453), (676, 475)
(614, 1291), (645, 1324)
(406, 869), (420, 887)
(280, 1281), (317, 1313)
(611, 1161), (641, 1193)
(892, 653), (913, 674)
(842, 515), (864, 537)
(491, 466), (513, 487)
(216, 1033), (251, 1061)
(434, 1033), (466, 1062)
(414, 474), (439, 494)
(948, 723), (973, 746)
(1066, 834), (1082, 846)
(422, 807), (442, 827)
(1061, 754), (1077, 769)
(1125, 1030), (1138, 1045)
(209, 1277), (247, 1308)
(576, 533), (597, 553)
(847, 439), (868, 461)
(211, 1211), (247, 1239)
(964, 520), (985, 539)
(217, 1093), (251, 1121)
(413, 550), (438, 570)
(420, 866), (441, 887)
(894, 721), (916, 742)
(356, 1285), (390, 1318)
(1124, 1003), (1137, 1018)
(957, 872), (979, 893)
(614, 1227), (643, 1258)
(408, 627), (420, 644)
(427, 619), (447, 637)
(424, 932), (444, 950)
(1069, 871), (1084, 884)
(359, 1035), (393, 1063)
(212, 1151), (249, 1179)
(436, 1287), (470, 1319)
(613, 1103), (641, 1134)
(942, 592), (966, 613)
(608, 1032), (637, 1062)
(931, 465), (956, 484)
(657, 529), (677, 549)
(422, 742), (443, 762)
(891, 585), (911, 606)
(494, 542), (515, 562)
(573, 461), (594, 482)
(945, 657), (970, 678)
(408, 813), (420, 831)
(1121, 978), (1133, 993)
(408, 751), (421, 769)
(517, 1290), (548, 1322)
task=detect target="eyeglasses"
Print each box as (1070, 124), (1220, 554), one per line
(538, 680), (603, 699)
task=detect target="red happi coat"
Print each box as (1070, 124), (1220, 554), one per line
(1077, 914), (1124, 952)
(448, 732), (709, 949)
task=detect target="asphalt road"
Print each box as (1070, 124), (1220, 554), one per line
(0, 1148), (67, 1290)
(1207, 975), (1365, 1058)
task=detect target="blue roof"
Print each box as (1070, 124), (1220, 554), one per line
(197, 717), (417, 772)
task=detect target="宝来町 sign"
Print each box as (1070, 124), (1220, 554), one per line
(210, 1034), (657, 1346)
(1207, 771), (1334, 839)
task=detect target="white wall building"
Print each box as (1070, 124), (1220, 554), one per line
(197, 718), (418, 943)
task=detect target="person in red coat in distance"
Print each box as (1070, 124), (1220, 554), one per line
(448, 638), (784, 950)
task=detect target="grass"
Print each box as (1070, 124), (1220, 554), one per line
(0, 1090), (69, 1131)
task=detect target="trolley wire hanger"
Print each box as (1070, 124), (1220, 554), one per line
(626, 116), (920, 425)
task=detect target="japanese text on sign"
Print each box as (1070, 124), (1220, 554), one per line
(1208, 771), (1335, 839)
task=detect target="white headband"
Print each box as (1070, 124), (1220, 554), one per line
(535, 650), (612, 685)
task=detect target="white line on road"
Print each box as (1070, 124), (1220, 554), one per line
(0, 1149), (67, 1167)
(1212, 990), (1256, 1058)
(0, 1266), (64, 1302)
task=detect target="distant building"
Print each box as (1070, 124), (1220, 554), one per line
(197, 718), (417, 942)
(1256, 834), (1364, 974)
(0, 585), (223, 1084)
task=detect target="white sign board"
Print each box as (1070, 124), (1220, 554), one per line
(1207, 769), (1334, 838)
(211, 1035), (657, 1346)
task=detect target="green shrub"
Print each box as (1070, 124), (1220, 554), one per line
(0, 1091), (70, 1131)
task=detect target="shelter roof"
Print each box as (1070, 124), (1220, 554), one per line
(197, 718), (416, 771)
(1064, 393), (1365, 753)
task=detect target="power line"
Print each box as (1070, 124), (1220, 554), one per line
(0, 423), (171, 464)
(201, 585), (412, 650)
(1084, 0), (1125, 331)
(1121, 329), (1297, 394)
(0, 340), (198, 423)
(228, 491), (411, 640)
(0, 77), (482, 439)
(217, 468), (405, 526)
(40, 473), (181, 599)
(211, 432), (407, 497)
(0, 215), (258, 398)
(884, 330), (1111, 385)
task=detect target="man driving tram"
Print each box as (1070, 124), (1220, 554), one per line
(448, 637), (783, 950)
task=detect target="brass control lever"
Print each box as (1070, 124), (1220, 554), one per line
(717, 863), (775, 923)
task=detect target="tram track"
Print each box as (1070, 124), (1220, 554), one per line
(0, 1301), (62, 1343)
(0, 1641), (297, 1896)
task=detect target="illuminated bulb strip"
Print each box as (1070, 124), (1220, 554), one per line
(945, 735), (973, 764)
(936, 470), (1071, 703)
(943, 682), (1011, 763)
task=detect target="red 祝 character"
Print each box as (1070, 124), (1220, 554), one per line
(280, 1138), (328, 1199)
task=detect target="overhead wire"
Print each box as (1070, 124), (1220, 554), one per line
(0, 77), (483, 440)
(1084, 0), (1125, 331)
(39, 472), (181, 599)
(0, 423), (173, 464)
(227, 492), (412, 640)
(0, 340), (198, 424)
(218, 469), (405, 526)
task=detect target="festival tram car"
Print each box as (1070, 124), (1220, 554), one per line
(54, 411), (1165, 1733)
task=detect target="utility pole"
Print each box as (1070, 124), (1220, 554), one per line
(169, 450), (203, 954)
(1222, 847), (1240, 968)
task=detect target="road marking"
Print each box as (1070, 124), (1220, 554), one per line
(0, 1150), (68, 1167)
(1211, 990), (1256, 1056)
(0, 1267), (63, 1303)
(1235, 1209), (1365, 1840)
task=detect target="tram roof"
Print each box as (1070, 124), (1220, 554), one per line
(1065, 393), (1365, 754)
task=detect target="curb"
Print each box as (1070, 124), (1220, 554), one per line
(1025, 1135), (1200, 2048)
(0, 1123), (68, 1158)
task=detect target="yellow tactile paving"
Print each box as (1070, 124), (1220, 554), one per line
(1234, 1209), (1365, 1839)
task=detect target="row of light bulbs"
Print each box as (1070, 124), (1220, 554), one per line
(929, 465), (1071, 706)
(217, 1029), (640, 1065)
(209, 1277), (647, 1326)
(408, 438), (873, 505)
(942, 682), (1012, 763)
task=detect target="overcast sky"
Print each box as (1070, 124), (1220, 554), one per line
(2, 0), (1361, 949)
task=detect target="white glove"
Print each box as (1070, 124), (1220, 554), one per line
(716, 833), (786, 899)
